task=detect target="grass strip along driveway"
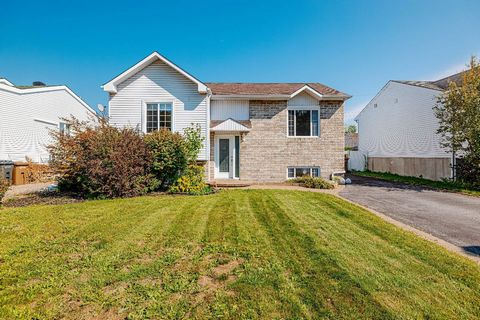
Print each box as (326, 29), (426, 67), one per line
(0, 190), (479, 319)
(352, 170), (480, 197)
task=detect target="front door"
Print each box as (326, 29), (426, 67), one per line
(215, 135), (239, 179)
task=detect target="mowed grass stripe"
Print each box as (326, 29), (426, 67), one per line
(0, 189), (479, 319)
(273, 190), (480, 318)
(247, 190), (394, 319)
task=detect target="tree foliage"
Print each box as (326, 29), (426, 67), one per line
(345, 124), (357, 133)
(434, 57), (480, 187)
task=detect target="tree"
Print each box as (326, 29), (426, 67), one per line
(434, 57), (480, 187)
(345, 124), (357, 133)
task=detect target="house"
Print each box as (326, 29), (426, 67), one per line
(0, 78), (95, 163)
(354, 71), (465, 181)
(102, 52), (351, 182)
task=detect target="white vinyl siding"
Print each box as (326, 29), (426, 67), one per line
(356, 81), (450, 158)
(288, 91), (320, 107)
(211, 100), (249, 120)
(108, 60), (208, 160)
(0, 87), (93, 163)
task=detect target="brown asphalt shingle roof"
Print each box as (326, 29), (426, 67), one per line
(205, 82), (350, 98)
(393, 70), (468, 91)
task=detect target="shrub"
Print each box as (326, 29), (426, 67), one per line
(168, 165), (212, 195)
(289, 176), (335, 189)
(48, 117), (158, 198)
(183, 124), (204, 163)
(145, 124), (205, 191)
(0, 177), (9, 204)
(144, 129), (189, 189)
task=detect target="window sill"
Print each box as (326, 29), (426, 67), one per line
(286, 135), (320, 138)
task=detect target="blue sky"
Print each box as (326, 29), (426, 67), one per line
(1, 0), (479, 124)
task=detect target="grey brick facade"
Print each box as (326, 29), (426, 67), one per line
(209, 100), (344, 182)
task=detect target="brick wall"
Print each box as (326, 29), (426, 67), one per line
(238, 100), (344, 182)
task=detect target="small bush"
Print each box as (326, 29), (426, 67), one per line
(48, 117), (158, 199)
(169, 165), (212, 195)
(0, 177), (10, 204)
(289, 176), (335, 189)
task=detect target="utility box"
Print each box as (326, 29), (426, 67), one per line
(13, 162), (29, 185)
(0, 160), (14, 182)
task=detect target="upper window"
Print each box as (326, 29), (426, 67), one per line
(288, 109), (319, 137)
(59, 122), (70, 135)
(146, 103), (172, 133)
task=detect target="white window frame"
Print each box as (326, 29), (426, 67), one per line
(59, 122), (70, 135)
(143, 101), (175, 133)
(286, 167), (321, 179)
(287, 106), (320, 138)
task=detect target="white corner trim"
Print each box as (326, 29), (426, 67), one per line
(0, 78), (14, 86)
(0, 83), (96, 115)
(34, 118), (58, 126)
(102, 51), (208, 94)
(290, 85), (324, 100)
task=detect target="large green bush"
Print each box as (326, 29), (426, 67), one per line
(49, 117), (158, 198)
(144, 129), (188, 189)
(144, 124), (205, 190)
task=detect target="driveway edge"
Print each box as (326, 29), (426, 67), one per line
(337, 194), (480, 264)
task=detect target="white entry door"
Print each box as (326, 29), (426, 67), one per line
(215, 135), (239, 179)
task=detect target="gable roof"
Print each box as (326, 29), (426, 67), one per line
(210, 118), (251, 132)
(102, 52), (208, 94)
(0, 78), (96, 115)
(206, 82), (350, 99)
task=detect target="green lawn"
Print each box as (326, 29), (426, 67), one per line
(1, 190), (479, 319)
(352, 170), (480, 197)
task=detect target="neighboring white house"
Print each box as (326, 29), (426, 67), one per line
(103, 52), (351, 182)
(0, 78), (95, 163)
(354, 72), (464, 180)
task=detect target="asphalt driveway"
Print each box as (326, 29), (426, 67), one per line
(340, 175), (480, 257)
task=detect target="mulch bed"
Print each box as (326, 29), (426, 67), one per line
(1, 191), (84, 208)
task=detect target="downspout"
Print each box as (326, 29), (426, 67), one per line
(206, 88), (212, 181)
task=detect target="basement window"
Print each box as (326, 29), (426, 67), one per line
(287, 167), (320, 179)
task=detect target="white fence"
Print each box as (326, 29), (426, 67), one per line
(347, 151), (367, 171)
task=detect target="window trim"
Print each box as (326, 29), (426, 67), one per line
(286, 166), (321, 179)
(143, 100), (175, 133)
(59, 122), (71, 135)
(286, 106), (320, 138)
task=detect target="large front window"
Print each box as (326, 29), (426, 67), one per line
(288, 109), (319, 137)
(146, 103), (172, 132)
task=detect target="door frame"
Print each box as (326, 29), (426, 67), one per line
(214, 134), (239, 179)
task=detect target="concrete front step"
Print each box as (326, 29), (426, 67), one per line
(208, 180), (254, 188)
